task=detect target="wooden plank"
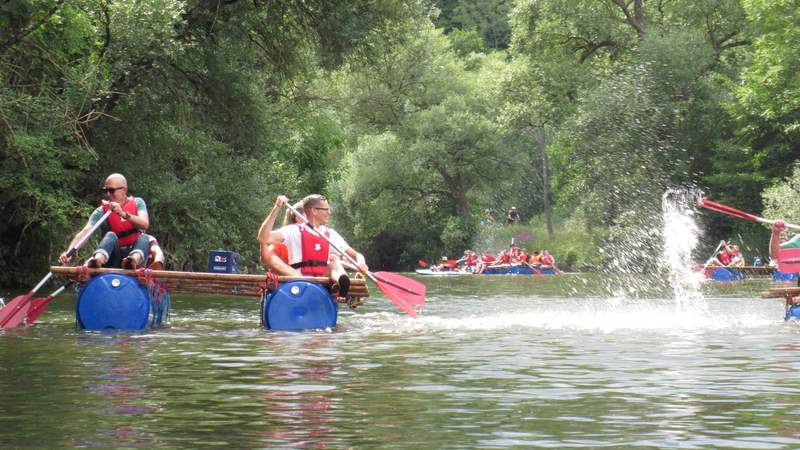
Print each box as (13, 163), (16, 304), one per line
(762, 287), (800, 299)
(51, 266), (328, 283)
(50, 266), (369, 298)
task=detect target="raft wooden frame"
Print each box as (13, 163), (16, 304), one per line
(50, 266), (370, 303)
(761, 287), (800, 320)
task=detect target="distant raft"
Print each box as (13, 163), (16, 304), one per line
(702, 266), (797, 282)
(414, 269), (467, 276)
(50, 266), (369, 331)
(480, 266), (558, 275)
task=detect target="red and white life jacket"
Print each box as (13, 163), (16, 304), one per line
(102, 198), (141, 247)
(290, 225), (330, 276)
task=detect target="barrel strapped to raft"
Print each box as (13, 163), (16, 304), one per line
(261, 280), (338, 331)
(75, 271), (169, 331)
(709, 267), (744, 281)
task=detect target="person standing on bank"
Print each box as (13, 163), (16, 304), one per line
(506, 206), (520, 225)
(58, 173), (151, 269)
(257, 194), (368, 299)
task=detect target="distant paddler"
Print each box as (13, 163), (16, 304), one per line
(257, 194), (369, 299)
(58, 173), (153, 270)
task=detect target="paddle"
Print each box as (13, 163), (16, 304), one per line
(697, 198), (800, 230)
(26, 282), (73, 324)
(700, 240), (726, 272)
(284, 202), (425, 317)
(697, 198), (800, 274)
(417, 260), (429, 267)
(0, 210), (112, 328)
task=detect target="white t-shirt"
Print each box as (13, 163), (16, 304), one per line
(276, 224), (350, 265)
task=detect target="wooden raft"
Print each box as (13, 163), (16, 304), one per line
(762, 286), (800, 301)
(50, 266), (370, 302)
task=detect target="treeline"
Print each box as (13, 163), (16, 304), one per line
(1, 0), (798, 285)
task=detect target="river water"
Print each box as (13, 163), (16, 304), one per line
(2, 273), (800, 449)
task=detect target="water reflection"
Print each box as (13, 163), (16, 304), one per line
(78, 334), (162, 447)
(255, 334), (340, 448)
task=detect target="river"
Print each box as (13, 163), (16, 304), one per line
(2, 273), (800, 449)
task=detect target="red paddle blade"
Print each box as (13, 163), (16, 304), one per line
(417, 260), (429, 267)
(778, 248), (800, 274)
(697, 199), (758, 221)
(26, 295), (55, 324)
(374, 271), (426, 306)
(0, 292), (33, 328)
(379, 284), (418, 318)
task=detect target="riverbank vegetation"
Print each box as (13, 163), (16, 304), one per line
(2, 0), (798, 285)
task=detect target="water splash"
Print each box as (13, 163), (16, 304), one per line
(661, 188), (706, 303)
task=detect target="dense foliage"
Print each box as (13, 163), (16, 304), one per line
(1, 0), (798, 285)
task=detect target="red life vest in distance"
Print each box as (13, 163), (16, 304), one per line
(466, 254), (478, 267)
(102, 198), (141, 246)
(542, 254), (554, 266)
(718, 251), (731, 265)
(291, 225), (330, 276)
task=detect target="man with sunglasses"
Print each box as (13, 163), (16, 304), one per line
(58, 173), (151, 269)
(257, 194), (368, 299)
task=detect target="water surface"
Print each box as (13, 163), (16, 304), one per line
(2, 274), (800, 449)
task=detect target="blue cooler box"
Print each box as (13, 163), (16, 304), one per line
(208, 250), (240, 273)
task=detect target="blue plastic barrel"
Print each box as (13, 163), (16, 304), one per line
(76, 274), (168, 330)
(773, 271), (798, 282)
(710, 268), (743, 281)
(786, 304), (800, 321)
(262, 281), (338, 331)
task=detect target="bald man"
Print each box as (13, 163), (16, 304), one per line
(59, 173), (152, 269)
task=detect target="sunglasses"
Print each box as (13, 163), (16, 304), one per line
(313, 207), (330, 211)
(103, 187), (124, 194)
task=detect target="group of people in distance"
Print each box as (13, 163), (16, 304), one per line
(431, 246), (556, 274)
(704, 240), (745, 269)
(58, 174), (366, 300)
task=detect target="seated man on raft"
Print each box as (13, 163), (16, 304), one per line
(257, 194), (368, 299)
(59, 173), (155, 270)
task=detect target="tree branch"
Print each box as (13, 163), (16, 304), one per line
(0, 0), (67, 54)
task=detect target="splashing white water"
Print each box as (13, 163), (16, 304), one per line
(661, 188), (706, 303)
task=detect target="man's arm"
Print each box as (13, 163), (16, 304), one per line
(58, 219), (95, 264)
(257, 195), (288, 245)
(345, 247), (368, 273)
(770, 220), (786, 260)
